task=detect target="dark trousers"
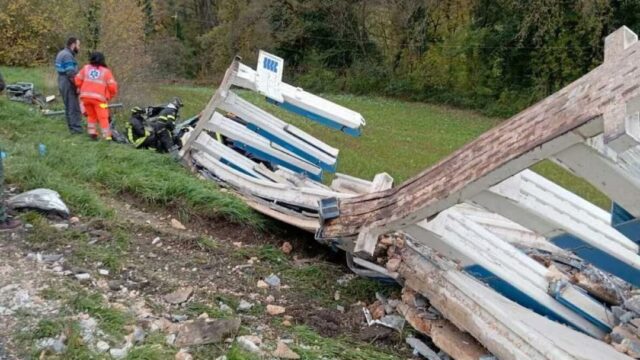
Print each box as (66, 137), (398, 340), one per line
(58, 76), (83, 133)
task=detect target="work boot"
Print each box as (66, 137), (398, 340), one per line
(89, 134), (98, 141)
(0, 218), (21, 231)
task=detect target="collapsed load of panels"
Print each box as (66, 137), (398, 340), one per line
(182, 51), (392, 231)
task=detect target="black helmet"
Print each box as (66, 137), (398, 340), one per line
(170, 97), (183, 109)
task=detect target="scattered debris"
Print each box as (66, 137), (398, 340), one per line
(368, 301), (385, 320)
(406, 337), (442, 360)
(98, 269), (109, 276)
(363, 307), (406, 332)
(152, 237), (161, 245)
(164, 287), (194, 305)
(257, 280), (269, 289)
(7, 188), (70, 218)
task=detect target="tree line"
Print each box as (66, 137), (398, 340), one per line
(1, 0), (639, 115)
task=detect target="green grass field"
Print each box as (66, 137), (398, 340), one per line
(0, 65), (610, 217)
(0, 66), (262, 227)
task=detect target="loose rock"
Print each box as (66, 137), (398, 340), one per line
(96, 340), (110, 353)
(281, 242), (293, 254)
(164, 287), (194, 305)
(625, 296), (640, 314)
(175, 349), (194, 360)
(110, 347), (129, 359)
(108, 280), (124, 291)
(171, 219), (187, 230)
(131, 326), (145, 344)
(237, 336), (262, 354)
(37, 337), (66, 354)
(386, 257), (401, 272)
(264, 274), (281, 287)
(238, 299), (254, 312)
(52, 223), (69, 231)
(237, 335), (262, 347)
(172, 314), (189, 322)
(266, 305), (286, 316)
(368, 301), (385, 320)
(273, 340), (300, 359)
(219, 302), (233, 314)
(75, 273), (91, 281)
(166, 333), (177, 346)
(174, 318), (241, 347)
(257, 280), (269, 289)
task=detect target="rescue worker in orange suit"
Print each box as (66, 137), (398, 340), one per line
(74, 52), (118, 140)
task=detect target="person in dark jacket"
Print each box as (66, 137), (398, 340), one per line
(55, 37), (82, 134)
(127, 98), (183, 153)
(0, 71), (21, 230)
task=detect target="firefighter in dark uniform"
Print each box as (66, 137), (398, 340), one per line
(127, 98), (183, 153)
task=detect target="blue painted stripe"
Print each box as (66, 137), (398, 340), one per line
(231, 140), (322, 181)
(553, 293), (612, 333)
(265, 98), (362, 137)
(614, 218), (640, 245)
(550, 233), (640, 287)
(219, 157), (257, 178)
(611, 202), (635, 226)
(464, 265), (587, 333)
(610, 202), (640, 244)
(245, 123), (337, 172)
(55, 61), (77, 73)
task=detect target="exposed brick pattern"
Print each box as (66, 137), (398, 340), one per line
(321, 27), (640, 239)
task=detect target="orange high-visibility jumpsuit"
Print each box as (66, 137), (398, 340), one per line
(74, 65), (118, 139)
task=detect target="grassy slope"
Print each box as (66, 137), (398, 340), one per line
(0, 66), (262, 227)
(0, 66), (610, 215)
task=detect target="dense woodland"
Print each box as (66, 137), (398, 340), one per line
(1, 0), (640, 115)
